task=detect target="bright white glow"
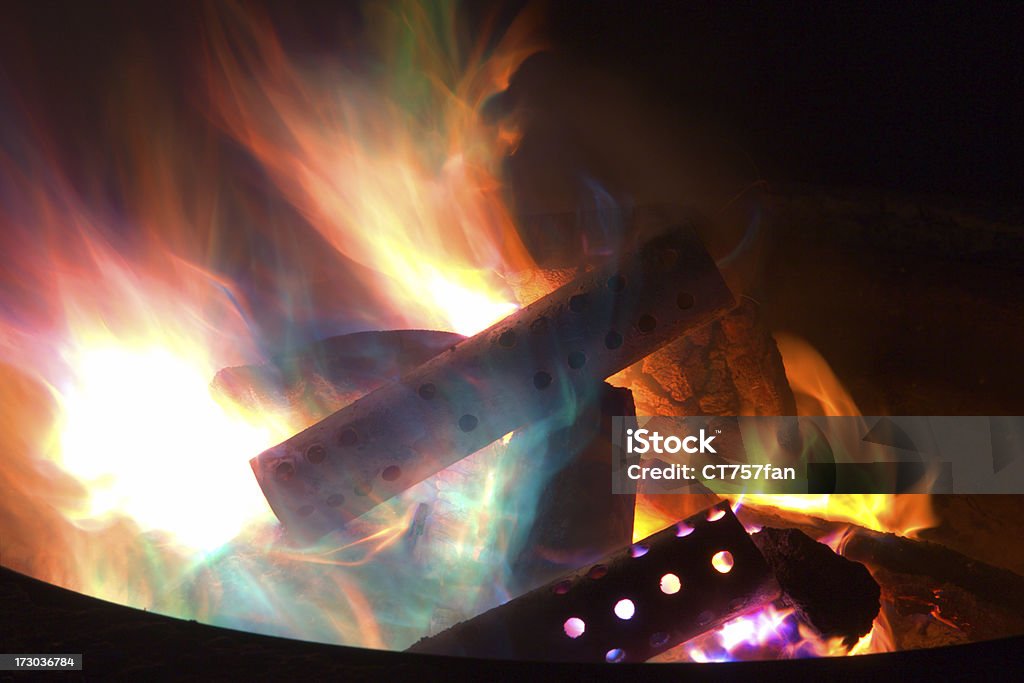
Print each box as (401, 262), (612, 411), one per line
(563, 617), (586, 638)
(613, 598), (635, 620)
(717, 607), (792, 651)
(660, 573), (682, 595)
(712, 550), (735, 574)
(58, 346), (275, 550)
(427, 273), (518, 336)
(707, 507), (726, 522)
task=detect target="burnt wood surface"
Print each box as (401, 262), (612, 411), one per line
(612, 298), (796, 418)
(252, 227), (734, 542)
(506, 384), (637, 595)
(752, 527), (880, 646)
(736, 504), (1024, 648)
(407, 502), (779, 662)
(212, 330), (466, 431)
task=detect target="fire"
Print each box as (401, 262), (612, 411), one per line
(735, 332), (936, 538)
(201, 0), (542, 336)
(0, 0), (942, 662)
(0, 0), (547, 650)
(57, 345), (276, 550)
(634, 329), (937, 660)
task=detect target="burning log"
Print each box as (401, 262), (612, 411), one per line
(508, 209), (796, 420)
(251, 227), (734, 542)
(612, 298), (796, 417)
(506, 383), (637, 594)
(407, 502), (780, 662)
(736, 504), (1024, 648)
(752, 527), (880, 646)
(212, 330), (465, 428)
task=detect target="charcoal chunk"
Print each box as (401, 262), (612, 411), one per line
(752, 527), (880, 646)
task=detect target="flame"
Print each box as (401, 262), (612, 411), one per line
(201, 0), (542, 336)
(56, 345), (277, 550)
(0, 0), (947, 662)
(655, 603), (895, 662)
(0, 145), (292, 572)
(0, 0), (546, 649)
(735, 332), (936, 538)
(632, 331), (937, 660)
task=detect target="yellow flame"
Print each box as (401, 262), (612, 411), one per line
(203, 1), (543, 336)
(736, 332), (936, 537)
(56, 344), (278, 550)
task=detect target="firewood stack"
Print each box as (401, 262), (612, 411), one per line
(209, 210), (922, 659)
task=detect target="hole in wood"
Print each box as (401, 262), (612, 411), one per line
(588, 564), (608, 580)
(498, 330), (516, 347)
(660, 573), (682, 595)
(533, 371), (553, 389)
(305, 444), (326, 464)
(567, 351), (587, 369)
(339, 428), (358, 448)
(613, 599), (635, 620)
(677, 292), (695, 310)
(275, 461), (294, 481)
(607, 274), (626, 292)
(707, 508), (727, 522)
(637, 314), (657, 334)
(563, 617), (586, 639)
(604, 330), (623, 350)
(382, 465), (401, 482)
(569, 294), (589, 312)
(712, 550), (735, 574)
(675, 522), (694, 537)
(605, 648), (626, 663)
(630, 544), (649, 558)
(650, 632), (669, 647)
(458, 414), (478, 432)
(418, 383), (436, 400)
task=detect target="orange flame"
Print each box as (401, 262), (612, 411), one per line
(738, 332), (936, 538)
(0, 0), (944, 660)
(201, 1), (543, 336)
(0, 0), (546, 646)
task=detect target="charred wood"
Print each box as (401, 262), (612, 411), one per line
(407, 503), (779, 662)
(505, 384), (636, 595)
(751, 527), (879, 646)
(252, 227), (734, 542)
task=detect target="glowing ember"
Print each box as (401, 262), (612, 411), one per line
(675, 522), (695, 538)
(659, 573), (682, 595)
(711, 551), (735, 574)
(613, 598), (636, 620)
(563, 617), (586, 639)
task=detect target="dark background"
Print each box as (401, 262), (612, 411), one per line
(1, 0), (1020, 204)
